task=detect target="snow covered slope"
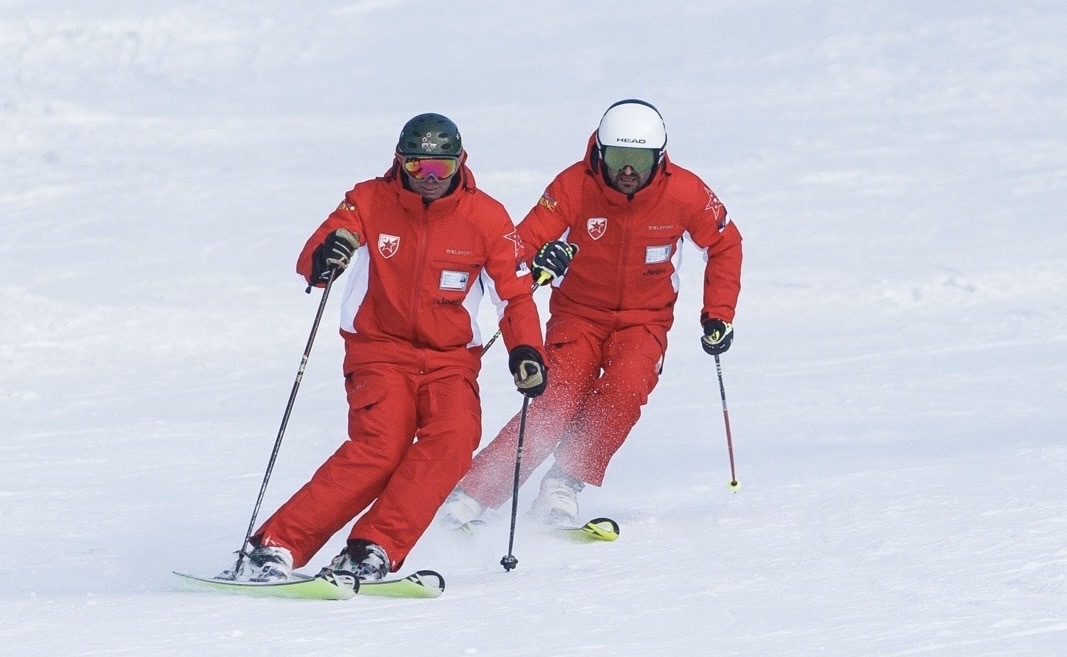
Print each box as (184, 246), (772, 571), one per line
(1, 2), (1063, 655)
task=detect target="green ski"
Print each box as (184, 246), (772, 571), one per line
(558, 517), (620, 543)
(454, 517), (620, 542)
(174, 569), (445, 600)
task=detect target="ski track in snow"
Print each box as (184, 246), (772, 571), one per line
(1, 2), (1065, 656)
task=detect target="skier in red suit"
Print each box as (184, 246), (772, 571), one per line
(441, 99), (742, 527)
(228, 113), (546, 586)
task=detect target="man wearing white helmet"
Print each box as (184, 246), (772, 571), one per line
(441, 99), (742, 527)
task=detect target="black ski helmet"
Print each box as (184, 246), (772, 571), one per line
(396, 113), (462, 157)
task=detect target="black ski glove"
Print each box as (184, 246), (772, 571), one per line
(532, 241), (579, 285)
(311, 228), (361, 283)
(701, 319), (734, 356)
(509, 345), (548, 397)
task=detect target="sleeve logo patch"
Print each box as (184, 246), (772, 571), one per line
(704, 187), (729, 233)
(503, 230), (525, 258)
(538, 192), (558, 212)
(704, 187), (724, 214)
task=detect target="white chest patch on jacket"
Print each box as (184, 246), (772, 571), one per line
(645, 244), (672, 264)
(440, 270), (470, 291)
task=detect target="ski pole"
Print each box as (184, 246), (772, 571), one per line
(714, 354), (740, 491)
(500, 394), (532, 571)
(231, 269), (339, 573)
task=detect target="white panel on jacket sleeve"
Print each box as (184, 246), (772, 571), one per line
(463, 271), (487, 348)
(672, 234), (689, 294)
(339, 247), (370, 333)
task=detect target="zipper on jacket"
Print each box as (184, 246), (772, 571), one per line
(410, 204), (431, 347)
(616, 201), (633, 310)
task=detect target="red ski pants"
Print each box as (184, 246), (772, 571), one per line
(254, 363), (481, 570)
(459, 314), (666, 509)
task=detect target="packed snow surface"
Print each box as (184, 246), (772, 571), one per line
(1, 2), (1064, 655)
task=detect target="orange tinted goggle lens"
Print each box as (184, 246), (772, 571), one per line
(402, 157), (459, 180)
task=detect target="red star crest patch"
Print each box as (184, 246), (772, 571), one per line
(378, 234), (400, 259)
(587, 217), (607, 240)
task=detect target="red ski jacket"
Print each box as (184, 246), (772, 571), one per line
(297, 156), (544, 374)
(517, 134), (742, 332)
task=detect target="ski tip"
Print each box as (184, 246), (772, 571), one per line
(359, 569), (445, 598)
(455, 519), (487, 536)
(582, 517), (620, 541)
(557, 517), (620, 542)
(411, 569), (446, 594)
(585, 517), (620, 534)
(173, 571), (226, 583)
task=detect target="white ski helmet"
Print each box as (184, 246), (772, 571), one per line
(595, 99), (667, 152)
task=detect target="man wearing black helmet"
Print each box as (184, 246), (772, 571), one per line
(225, 113), (547, 587)
(442, 100), (743, 529)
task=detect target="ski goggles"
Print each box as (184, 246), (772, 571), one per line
(401, 156), (460, 180)
(601, 146), (659, 174)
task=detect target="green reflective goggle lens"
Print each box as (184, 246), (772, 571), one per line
(602, 146), (657, 173)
